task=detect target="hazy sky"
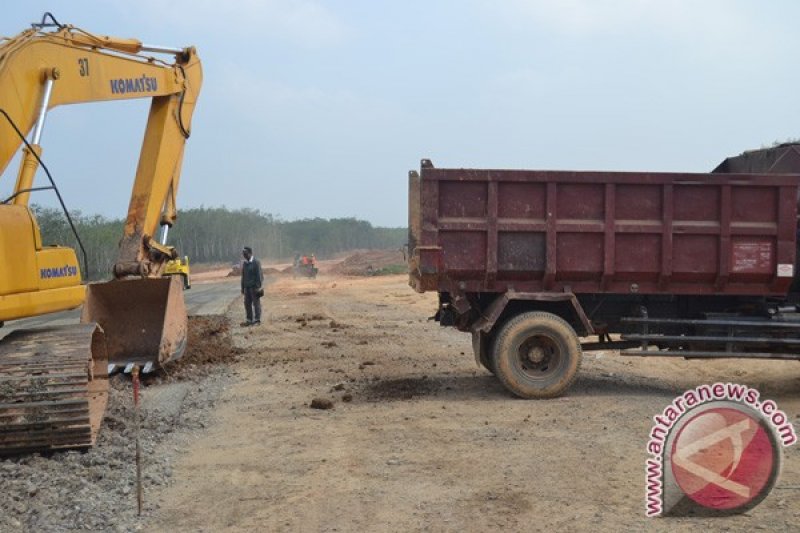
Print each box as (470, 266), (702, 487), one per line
(3, 1), (800, 227)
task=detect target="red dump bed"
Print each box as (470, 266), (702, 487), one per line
(408, 160), (800, 297)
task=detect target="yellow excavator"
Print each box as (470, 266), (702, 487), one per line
(0, 14), (202, 454)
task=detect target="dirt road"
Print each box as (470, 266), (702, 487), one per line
(142, 274), (800, 532)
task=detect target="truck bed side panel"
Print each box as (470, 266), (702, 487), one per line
(409, 167), (799, 297)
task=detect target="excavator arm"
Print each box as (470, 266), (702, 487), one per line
(0, 20), (202, 277)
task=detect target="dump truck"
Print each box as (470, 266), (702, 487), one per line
(408, 144), (800, 398)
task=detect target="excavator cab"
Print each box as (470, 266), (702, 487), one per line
(0, 204), (84, 322)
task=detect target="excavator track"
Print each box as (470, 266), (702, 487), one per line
(0, 324), (108, 455)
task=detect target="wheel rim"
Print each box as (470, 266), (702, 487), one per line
(514, 334), (563, 380)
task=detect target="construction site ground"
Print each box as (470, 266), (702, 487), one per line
(155, 273), (800, 531)
(2, 271), (800, 531)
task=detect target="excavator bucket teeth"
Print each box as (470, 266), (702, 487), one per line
(81, 276), (188, 370)
(0, 324), (108, 455)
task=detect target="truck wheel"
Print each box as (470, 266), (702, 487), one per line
(492, 312), (582, 398)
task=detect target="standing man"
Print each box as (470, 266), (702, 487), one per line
(241, 246), (263, 326)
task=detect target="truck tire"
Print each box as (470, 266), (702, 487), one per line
(492, 311), (582, 399)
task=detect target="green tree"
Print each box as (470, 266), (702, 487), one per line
(31, 204), (406, 280)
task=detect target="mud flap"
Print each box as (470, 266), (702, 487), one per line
(81, 276), (187, 370)
(472, 329), (488, 368)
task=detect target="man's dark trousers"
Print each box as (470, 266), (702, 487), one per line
(244, 287), (262, 323)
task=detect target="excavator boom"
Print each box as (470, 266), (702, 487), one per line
(0, 21), (202, 273)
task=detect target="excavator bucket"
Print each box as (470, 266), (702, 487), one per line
(81, 276), (188, 373)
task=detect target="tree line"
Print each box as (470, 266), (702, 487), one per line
(31, 205), (406, 280)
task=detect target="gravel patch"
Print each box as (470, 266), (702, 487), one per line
(0, 316), (238, 532)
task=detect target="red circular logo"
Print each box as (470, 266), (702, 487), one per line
(670, 406), (779, 511)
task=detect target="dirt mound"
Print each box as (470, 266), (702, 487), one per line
(168, 316), (243, 376)
(310, 398), (334, 410)
(328, 250), (406, 276)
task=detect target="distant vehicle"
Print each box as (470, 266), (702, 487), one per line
(164, 256), (191, 289)
(294, 254), (318, 278)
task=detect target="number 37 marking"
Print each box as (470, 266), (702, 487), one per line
(78, 58), (89, 77)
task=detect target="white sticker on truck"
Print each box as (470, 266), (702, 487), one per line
(777, 263), (794, 277)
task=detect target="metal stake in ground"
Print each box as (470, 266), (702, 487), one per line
(132, 365), (143, 516)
